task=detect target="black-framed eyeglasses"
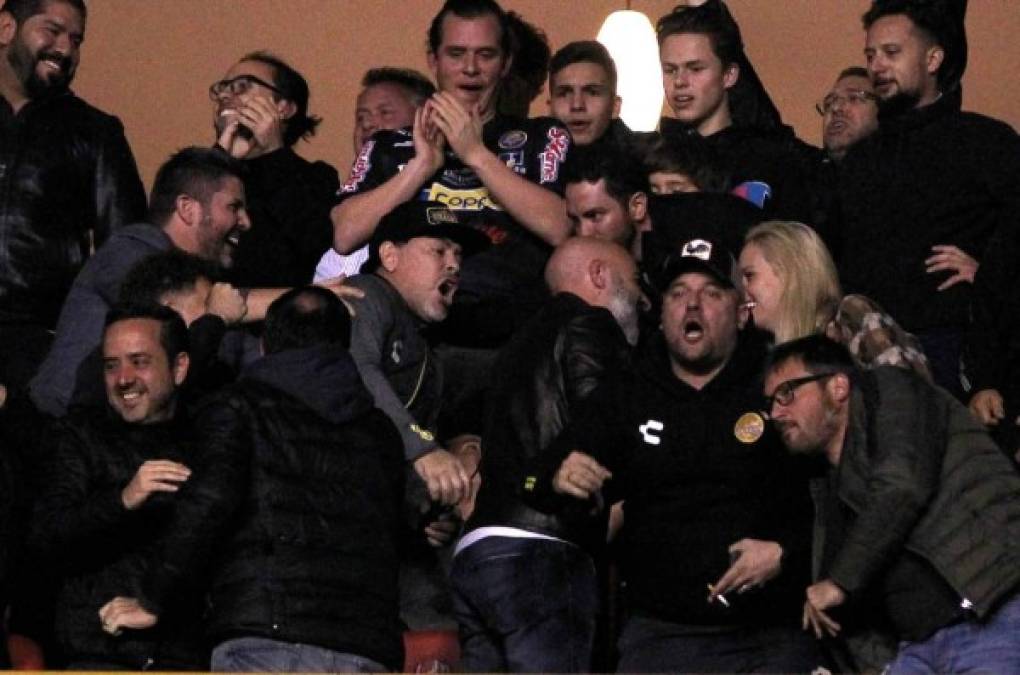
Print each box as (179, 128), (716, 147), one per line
(209, 75), (282, 100)
(815, 89), (878, 116)
(764, 373), (836, 412)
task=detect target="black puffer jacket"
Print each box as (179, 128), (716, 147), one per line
(29, 411), (206, 670)
(0, 91), (145, 327)
(468, 293), (631, 551)
(140, 345), (406, 670)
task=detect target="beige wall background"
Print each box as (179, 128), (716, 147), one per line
(70, 1), (1020, 189)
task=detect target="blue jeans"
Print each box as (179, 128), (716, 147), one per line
(211, 637), (387, 673)
(887, 594), (1020, 674)
(450, 536), (598, 672)
(617, 614), (823, 673)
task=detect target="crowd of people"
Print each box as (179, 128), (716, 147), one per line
(1, 0), (1019, 672)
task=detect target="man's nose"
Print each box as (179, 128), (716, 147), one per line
(570, 92), (585, 111)
(237, 209), (252, 231)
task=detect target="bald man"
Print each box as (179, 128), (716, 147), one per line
(450, 237), (643, 672)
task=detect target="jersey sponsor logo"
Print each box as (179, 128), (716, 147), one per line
(498, 129), (528, 149)
(539, 127), (569, 184)
(339, 139), (375, 194)
(731, 180), (771, 209)
(422, 184), (502, 211)
(441, 167), (482, 188)
(639, 419), (664, 446)
(499, 150), (526, 175)
(734, 412), (765, 444)
(681, 239), (713, 261)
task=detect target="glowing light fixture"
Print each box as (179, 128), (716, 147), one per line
(597, 6), (663, 132)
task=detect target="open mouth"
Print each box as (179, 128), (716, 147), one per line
(568, 120), (591, 132)
(438, 277), (458, 299)
(683, 319), (704, 341)
(671, 95), (694, 107)
(226, 231), (242, 247)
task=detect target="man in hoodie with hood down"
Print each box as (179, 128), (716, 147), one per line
(97, 287), (407, 673)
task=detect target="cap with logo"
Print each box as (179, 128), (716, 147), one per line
(656, 235), (743, 292)
(364, 201), (491, 273)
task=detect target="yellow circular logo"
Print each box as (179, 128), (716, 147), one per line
(734, 412), (765, 444)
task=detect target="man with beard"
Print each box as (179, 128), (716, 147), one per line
(0, 0), (145, 391)
(836, 0), (1020, 399)
(29, 147), (249, 417)
(29, 305), (206, 670)
(546, 232), (818, 672)
(451, 236), (642, 672)
(210, 51), (340, 289)
(764, 335), (1020, 672)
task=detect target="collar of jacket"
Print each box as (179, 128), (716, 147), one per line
(242, 343), (376, 424)
(878, 85), (962, 132)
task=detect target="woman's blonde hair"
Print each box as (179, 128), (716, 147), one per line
(743, 221), (842, 343)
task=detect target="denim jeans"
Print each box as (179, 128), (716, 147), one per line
(617, 614), (823, 673)
(887, 593), (1020, 674)
(450, 536), (598, 672)
(211, 636), (387, 673)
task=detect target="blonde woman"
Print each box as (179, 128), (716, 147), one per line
(740, 221), (930, 379)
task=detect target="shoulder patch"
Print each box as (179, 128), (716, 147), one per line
(498, 129), (528, 149)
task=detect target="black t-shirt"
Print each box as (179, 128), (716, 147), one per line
(338, 115), (571, 347)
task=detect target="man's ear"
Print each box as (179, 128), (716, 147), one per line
(723, 61), (740, 90)
(588, 258), (609, 291)
(612, 95), (622, 118)
(828, 373), (851, 404)
(175, 194), (202, 227)
(172, 352), (191, 387)
(427, 50), (438, 78)
(925, 45), (945, 77)
(379, 241), (401, 273)
(276, 99), (298, 122)
(628, 191), (648, 222)
(0, 12), (16, 48)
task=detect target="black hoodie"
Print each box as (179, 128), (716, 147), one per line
(140, 344), (406, 670)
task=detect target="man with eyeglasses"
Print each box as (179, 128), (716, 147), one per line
(209, 51), (340, 289)
(764, 333), (1020, 673)
(834, 1), (1020, 401)
(818, 67), (878, 163)
(544, 231), (819, 672)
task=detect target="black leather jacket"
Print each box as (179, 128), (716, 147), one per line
(0, 91), (146, 327)
(467, 292), (631, 551)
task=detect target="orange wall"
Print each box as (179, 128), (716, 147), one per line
(69, 1), (1020, 188)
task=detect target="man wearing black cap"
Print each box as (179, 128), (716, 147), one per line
(347, 201), (488, 507)
(547, 233), (818, 672)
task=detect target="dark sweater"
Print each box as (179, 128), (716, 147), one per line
(571, 332), (813, 626)
(836, 89), (1020, 333)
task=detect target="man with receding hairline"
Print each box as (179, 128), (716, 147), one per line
(451, 236), (642, 672)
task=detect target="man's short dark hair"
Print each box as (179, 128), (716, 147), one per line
(767, 334), (858, 380)
(656, 2), (743, 67)
(262, 287), (352, 354)
(119, 250), (219, 307)
(427, 0), (514, 58)
(837, 65), (870, 81)
(862, 0), (967, 90)
(240, 51), (321, 146)
(2, 0), (87, 24)
(362, 67), (436, 106)
(642, 135), (731, 193)
(549, 40), (618, 94)
(104, 303), (190, 363)
(147, 147), (245, 227)
(497, 11), (549, 117)
(564, 144), (649, 206)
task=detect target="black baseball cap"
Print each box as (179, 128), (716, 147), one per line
(363, 201), (490, 272)
(656, 235), (743, 292)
